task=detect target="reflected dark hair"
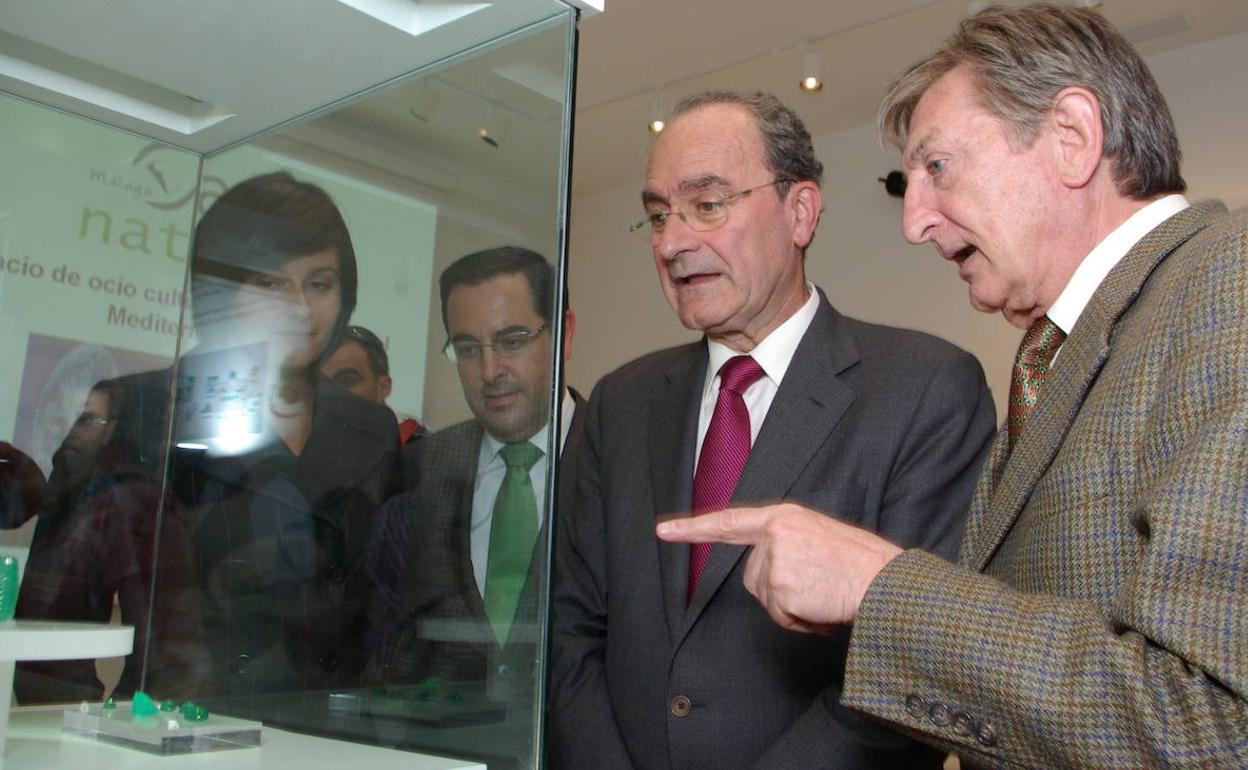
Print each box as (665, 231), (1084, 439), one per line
(438, 246), (553, 332)
(189, 171), (358, 353)
(337, 325), (389, 377)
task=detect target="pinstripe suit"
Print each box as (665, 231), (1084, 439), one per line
(842, 202), (1248, 768)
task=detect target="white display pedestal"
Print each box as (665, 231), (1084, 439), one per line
(0, 620), (134, 757)
(4, 707), (486, 769)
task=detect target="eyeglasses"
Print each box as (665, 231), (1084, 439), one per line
(72, 413), (114, 430)
(443, 323), (547, 364)
(629, 178), (790, 239)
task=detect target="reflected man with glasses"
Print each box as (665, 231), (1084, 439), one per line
(549, 91), (996, 769)
(367, 248), (583, 747)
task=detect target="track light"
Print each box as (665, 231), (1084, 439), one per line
(479, 102), (509, 148)
(800, 49), (823, 93)
(647, 89), (665, 134)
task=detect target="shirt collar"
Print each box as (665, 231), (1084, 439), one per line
(479, 422), (550, 471)
(704, 282), (819, 395)
(1047, 194), (1190, 333)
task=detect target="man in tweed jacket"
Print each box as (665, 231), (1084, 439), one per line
(660, 5), (1248, 768)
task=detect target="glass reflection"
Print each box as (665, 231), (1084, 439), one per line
(162, 172), (403, 711)
(0, 6), (574, 770)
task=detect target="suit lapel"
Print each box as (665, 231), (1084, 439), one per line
(682, 294), (860, 633)
(968, 203), (1221, 571)
(650, 346), (707, 642)
(445, 423), (488, 617)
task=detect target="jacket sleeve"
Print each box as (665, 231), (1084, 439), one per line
(841, 223), (1248, 769)
(547, 381), (636, 770)
(753, 346), (996, 768)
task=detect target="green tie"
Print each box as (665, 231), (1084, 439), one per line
(484, 441), (543, 646)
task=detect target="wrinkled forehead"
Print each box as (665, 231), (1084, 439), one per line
(645, 104), (768, 196)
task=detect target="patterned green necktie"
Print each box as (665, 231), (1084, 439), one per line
(1007, 315), (1066, 450)
(484, 441), (543, 646)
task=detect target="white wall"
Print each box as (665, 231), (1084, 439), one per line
(566, 31), (1248, 420)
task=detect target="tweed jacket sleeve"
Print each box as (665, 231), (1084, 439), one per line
(841, 203), (1248, 769)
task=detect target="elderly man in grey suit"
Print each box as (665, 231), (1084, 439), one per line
(661, 5), (1248, 768)
(368, 247), (581, 709)
(549, 92), (996, 769)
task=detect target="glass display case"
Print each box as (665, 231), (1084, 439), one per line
(0, 2), (592, 768)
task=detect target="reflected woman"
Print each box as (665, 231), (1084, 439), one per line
(165, 172), (403, 714)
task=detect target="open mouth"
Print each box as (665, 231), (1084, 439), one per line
(950, 245), (976, 264)
(675, 272), (717, 287)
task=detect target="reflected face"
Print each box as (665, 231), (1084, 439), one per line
(900, 67), (1062, 328)
(446, 273), (552, 444)
(63, 389), (116, 460)
(322, 340), (391, 403)
(643, 103), (808, 345)
(233, 247), (343, 368)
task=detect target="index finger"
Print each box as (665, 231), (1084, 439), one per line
(655, 506), (773, 545)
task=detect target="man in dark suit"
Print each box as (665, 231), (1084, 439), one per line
(549, 92), (996, 768)
(660, 6), (1248, 768)
(367, 248), (580, 757)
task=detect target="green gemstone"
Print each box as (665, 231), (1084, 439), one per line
(132, 691), (159, 717)
(103, 697), (117, 710)
(186, 705), (209, 722)
(160, 699), (177, 712)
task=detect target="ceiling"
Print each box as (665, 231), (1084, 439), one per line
(0, 0), (575, 153)
(571, 0), (1248, 194)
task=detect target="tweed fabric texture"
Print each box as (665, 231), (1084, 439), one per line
(1006, 315), (1065, 450)
(843, 202), (1248, 768)
(688, 355), (764, 601)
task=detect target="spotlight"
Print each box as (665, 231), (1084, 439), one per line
(878, 171), (907, 198)
(800, 49), (823, 93)
(647, 89), (666, 134)
(479, 102), (509, 148)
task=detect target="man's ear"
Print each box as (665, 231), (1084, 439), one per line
(1050, 86), (1104, 189)
(378, 374), (393, 403)
(788, 181), (822, 249)
(561, 308), (576, 364)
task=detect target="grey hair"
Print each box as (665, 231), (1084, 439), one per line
(671, 91), (824, 199)
(877, 3), (1184, 199)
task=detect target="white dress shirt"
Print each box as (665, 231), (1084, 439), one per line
(469, 388), (576, 594)
(694, 283), (820, 468)
(1046, 194), (1190, 362)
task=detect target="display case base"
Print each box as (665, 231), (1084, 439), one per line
(62, 702), (262, 755)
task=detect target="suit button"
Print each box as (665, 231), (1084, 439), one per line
(235, 654), (251, 674)
(976, 722), (998, 747)
(905, 694), (927, 718)
(670, 695), (692, 717)
(952, 711), (975, 737)
(928, 701), (952, 727)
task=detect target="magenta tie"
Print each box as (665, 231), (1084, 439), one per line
(687, 355), (766, 602)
